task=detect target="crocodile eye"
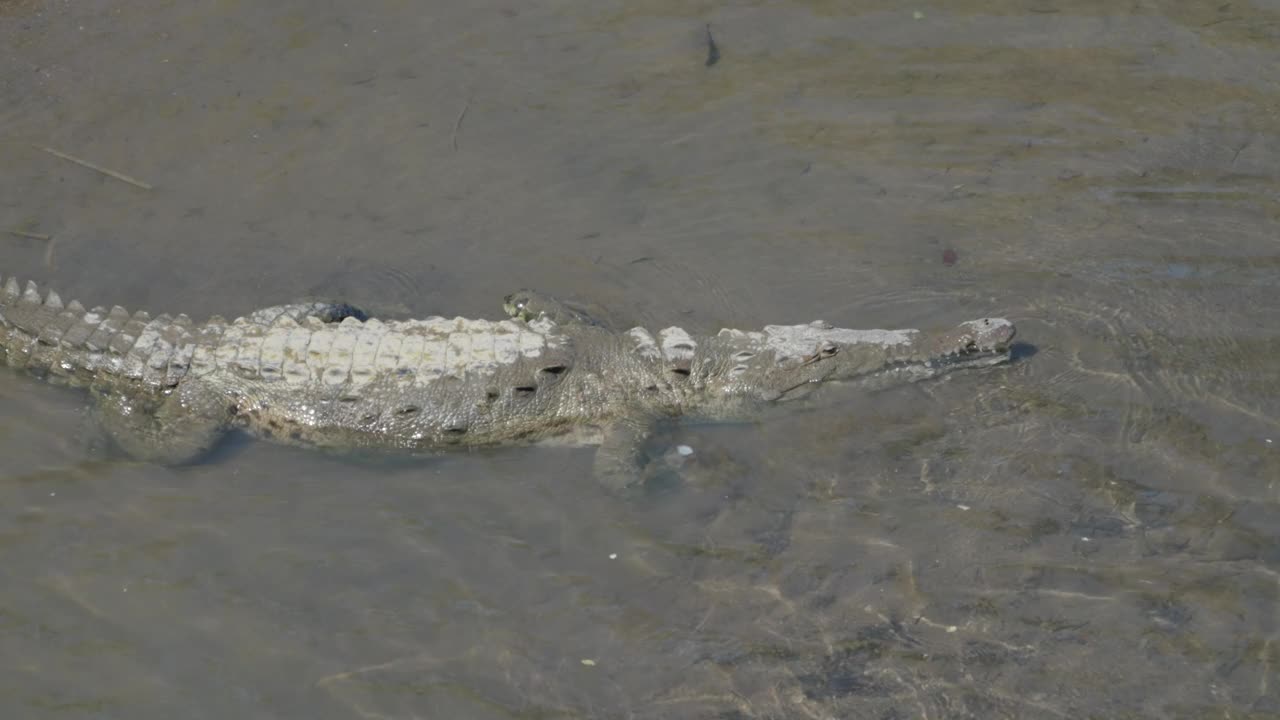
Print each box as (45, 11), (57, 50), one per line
(504, 294), (533, 320)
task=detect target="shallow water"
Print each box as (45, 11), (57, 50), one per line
(2, 0), (1278, 717)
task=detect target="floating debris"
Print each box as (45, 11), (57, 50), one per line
(5, 229), (51, 241)
(36, 144), (153, 190)
(4, 228), (57, 267)
(451, 95), (471, 151)
(704, 23), (720, 67)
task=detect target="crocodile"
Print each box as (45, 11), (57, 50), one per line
(0, 274), (1015, 487)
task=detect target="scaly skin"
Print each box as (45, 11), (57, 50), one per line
(0, 276), (1016, 485)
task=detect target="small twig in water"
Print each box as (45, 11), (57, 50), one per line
(5, 229), (51, 241)
(36, 145), (153, 190)
(4, 229), (58, 268)
(44, 235), (57, 268)
(704, 23), (720, 67)
(452, 95), (471, 151)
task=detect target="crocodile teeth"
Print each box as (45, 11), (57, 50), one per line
(44, 290), (63, 310)
(2, 276), (18, 299)
(22, 281), (41, 303)
(68, 299), (85, 313)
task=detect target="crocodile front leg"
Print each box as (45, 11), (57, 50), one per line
(592, 412), (661, 491)
(94, 385), (233, 464)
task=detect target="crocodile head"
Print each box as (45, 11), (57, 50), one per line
(911, 317), (1018, 372)
(736, 316), (1016, 400)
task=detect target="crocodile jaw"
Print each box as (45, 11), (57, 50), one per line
(752, 317), (1016, 400)
(847, 316), (1015, 388)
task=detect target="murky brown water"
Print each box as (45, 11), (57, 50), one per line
(3, 0), (1278, 717)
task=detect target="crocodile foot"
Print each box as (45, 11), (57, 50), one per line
(94, 390), (231, 464)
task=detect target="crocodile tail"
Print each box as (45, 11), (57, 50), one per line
(0, 273), (200, 389)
